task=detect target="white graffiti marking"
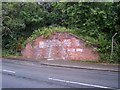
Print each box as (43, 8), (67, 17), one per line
(76, 48), (83, 52)
(63, 39), (71, 46)
(67, 48), (83, 52)
(39, 41), (45, 48)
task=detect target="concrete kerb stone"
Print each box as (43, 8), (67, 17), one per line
(2, 57), (119, 72)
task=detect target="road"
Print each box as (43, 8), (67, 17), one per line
(1, 58), (119, 89)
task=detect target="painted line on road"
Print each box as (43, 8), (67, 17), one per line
(2, 69), (16, 73)
(48, 77), (113, 89)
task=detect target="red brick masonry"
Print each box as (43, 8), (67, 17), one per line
(21, 32), (99, 60)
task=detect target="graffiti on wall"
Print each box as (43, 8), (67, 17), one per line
(67, 48), (83, 52)
(74, 39), (80, 46)
(63, 39), (71, 46)
(76, 48), (83, 52)
(39, 41), (45, 48)
(22, 32), (99, 60)
(38, 39), (83, 58)
(39, 39), (74, 48)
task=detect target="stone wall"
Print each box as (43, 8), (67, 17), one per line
(21, 32), (99, 60)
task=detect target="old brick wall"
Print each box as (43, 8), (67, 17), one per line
(21, 32), (99, 60)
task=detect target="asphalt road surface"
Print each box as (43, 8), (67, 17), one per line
(1, 58), (119, 89)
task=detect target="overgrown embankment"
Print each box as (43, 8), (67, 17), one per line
(23, 27), (119, 63)
(2, 2), (120, 63)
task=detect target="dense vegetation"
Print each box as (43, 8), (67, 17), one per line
(2, 2), (120, 63)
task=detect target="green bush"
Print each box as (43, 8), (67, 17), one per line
(2, 2), (120, 63)
(26, 27), (73, 42)
(111, 44), (120, 64)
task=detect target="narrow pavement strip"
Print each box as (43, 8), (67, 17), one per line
(40, 60), (120, 72)
(2, 57), (120, 72)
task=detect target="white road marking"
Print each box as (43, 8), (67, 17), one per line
(48, 78), (112, 89)
(2, 69), (16, 73)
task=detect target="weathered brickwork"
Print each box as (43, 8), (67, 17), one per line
(21, 32), (99, 60)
